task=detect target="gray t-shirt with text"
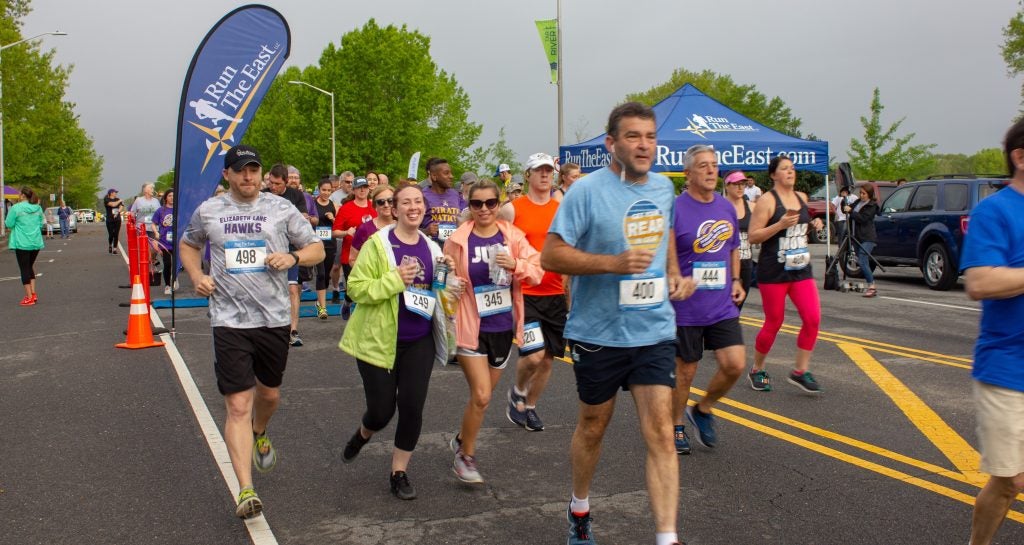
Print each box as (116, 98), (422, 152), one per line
(182, 192), (320, 328)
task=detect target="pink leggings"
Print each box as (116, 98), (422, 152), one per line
(755, 278), (820, 354)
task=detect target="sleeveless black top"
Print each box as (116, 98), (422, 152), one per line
(756, 190), (813, 284)
(314, 199), (337, 250)
(737, 198), (752, 262)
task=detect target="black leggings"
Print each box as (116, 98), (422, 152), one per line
(315, 245), (337, 292)
(738, 259), (753, 312)
(160, 248), (176, 286)
(356, 334), (435, 452)
(15, 249), (39, 285)
(106, 220), (121, 249)
(342, 263), (353, 304)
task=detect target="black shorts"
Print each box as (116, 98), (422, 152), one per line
(675, 317), (744, 363)
(457, 330), (515, 369)
(569, 339), (676, 405)
(519, 294), (568, 357)
(212, 326), (290, 395)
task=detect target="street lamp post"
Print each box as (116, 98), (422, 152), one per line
(0, 31), (67, 237)
(288, 80), (336, 176)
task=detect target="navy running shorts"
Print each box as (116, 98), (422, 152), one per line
(519, 294), (568, 357)
(675, 317), (744, 363)
(569, 339), (676, 405)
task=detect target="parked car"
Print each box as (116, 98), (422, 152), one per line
(76, 208), (95, 222)
(43, 207), (78, 234)
(842, 175), (1009, 290)
(806, 181), (897, 243)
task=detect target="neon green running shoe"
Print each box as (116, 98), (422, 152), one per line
(235, 487), (263, 519)
(253, 432), (277, 473)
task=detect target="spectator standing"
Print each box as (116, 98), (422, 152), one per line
(57, 201), (74, 239)
(6, 187), (45, 306)
(743, 176), (762, 202)
(103, 188), (123, 254)
(151, 189), (177, 294)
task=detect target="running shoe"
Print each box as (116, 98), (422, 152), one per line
(788, 371), (823, 394)
(235, 486), (263, 519)
(30, 293), (37, 303)
(289, 330), (303, 347)
(567, 506), (596, 545)
(341, 302), (351, 320)
(252, 432), (277, 473)
(19, 296), (34, 306)
(685, 405), (717, 449)
(506, 387), (527, 427)
(316, 304), (329, 320)
(674, 425), (691, 455)
(449, 433), (462, 454)
(453, 451), (483, 483)
(112, 248), (119, 255)
(342, 428), (369, 463)
(164, 285), (172, 295)
(748, 370), (772, 391)
(390, 470), (417, 500)
(524, 408), (545, 432)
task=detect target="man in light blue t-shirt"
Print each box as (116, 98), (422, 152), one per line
(542, 102), (694, 545)
(962, 119), (1024, 545)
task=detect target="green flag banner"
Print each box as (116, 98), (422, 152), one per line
(535, 19), (558, 84)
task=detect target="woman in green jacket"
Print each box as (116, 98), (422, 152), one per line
(338, 184), (453, 500)
(5, 187), (45, 306)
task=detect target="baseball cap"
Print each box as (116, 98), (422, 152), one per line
(107, 188), (118, 195)
(723, 171), (747, 184)
(352, 177), (369, 189)
(459, 172), (479, 184)
(525, 153), (555, 171)
(508, 182), (524, 193)
(497, 163), (511, 173)
(224, 145), (262, 171)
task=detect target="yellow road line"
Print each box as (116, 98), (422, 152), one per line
(836, 343), (984, 482)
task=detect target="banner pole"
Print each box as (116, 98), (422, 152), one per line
(556, 0), (564, 148)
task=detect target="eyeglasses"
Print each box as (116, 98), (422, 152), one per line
(469, 198), (500, 210)
(374, 198), (394, 206)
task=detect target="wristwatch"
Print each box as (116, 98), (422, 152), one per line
(289, 251), (300, 267)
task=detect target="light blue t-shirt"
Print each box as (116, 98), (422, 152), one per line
(960, 184), (1024, 392)
(549, 166), (676, 347)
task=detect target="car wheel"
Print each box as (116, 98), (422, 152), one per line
(808, 222), (833, 244)
(840, 247), (875, 279)
(921, 243), (957, 291)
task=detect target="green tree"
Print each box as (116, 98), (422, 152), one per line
(1002, 3), (1024, 113)
(969, 148), (1006, 175)
(246, 19), (481, 184)
(466, 127), (520, 178)
(0, 0), (102, 208)
(931, 153), (971, 175)
(626, 68), (804, 137)
(848, 88), (935, 180)
(155, 169), (174, 193)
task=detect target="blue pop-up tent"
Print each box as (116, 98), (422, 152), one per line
(559, 83), (828, 175)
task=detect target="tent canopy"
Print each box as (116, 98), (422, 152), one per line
(560, 84), (828, 175)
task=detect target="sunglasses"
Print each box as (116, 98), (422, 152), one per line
(374, 198), (394, 206)
(469, 198), (500, 210)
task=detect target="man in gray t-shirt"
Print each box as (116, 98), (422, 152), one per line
(179, 144), (324, 520)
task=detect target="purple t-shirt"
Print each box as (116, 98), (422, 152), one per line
(352, 220), (380, 251)
(671, 192), (740, 326)
(420, 188), (465, 243)
(151, 206), (175, 249)
(390, 230), (435, 341)
(467, 231), (513, 333)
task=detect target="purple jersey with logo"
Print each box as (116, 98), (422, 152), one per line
(390, 230), (435, 341)
(420, 188), (464, 242)
(671, 192), (740, 326)
(152, 206), (175, 249)
(467, 231), (512, 333)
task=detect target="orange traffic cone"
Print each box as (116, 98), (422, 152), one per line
(116, 275), (165, 349)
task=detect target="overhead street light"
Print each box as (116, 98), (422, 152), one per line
(0, 31), (68, 237)
(288, 80), (336, 176)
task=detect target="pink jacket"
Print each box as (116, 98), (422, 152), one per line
(443, 220), (544, 349)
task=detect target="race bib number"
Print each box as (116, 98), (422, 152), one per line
(784, 248), (810, 271)
(316, 226), (332, 241)
(693, 261), (726, 290)
(438, 222), (456, 241)
(521, 321), (544, 352)
(619, 273), (665, 311)
(403, 287), (436, 320)
(224, 240), (267, 274)
(474, 284), (512, 317)
(164, 231), (174, 243)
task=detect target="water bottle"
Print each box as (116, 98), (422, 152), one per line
(432, 257), (448, 291)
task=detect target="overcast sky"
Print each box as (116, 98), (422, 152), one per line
(21, 0), (1022, 192)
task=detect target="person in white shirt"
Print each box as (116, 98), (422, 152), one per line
(743, 176), (762, 202)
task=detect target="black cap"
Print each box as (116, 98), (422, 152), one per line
(224, 145), (262, 171)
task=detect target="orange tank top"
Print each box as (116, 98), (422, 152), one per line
(512, 196), (564, 296)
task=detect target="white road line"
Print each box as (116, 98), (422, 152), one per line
(0, 273), (43, 282)
(878, 295), (980, 313)
(121, 248), (278, 544)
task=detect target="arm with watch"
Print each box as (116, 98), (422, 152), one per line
(730, 247), (746, 306)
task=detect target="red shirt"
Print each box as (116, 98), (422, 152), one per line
(333, 200), (377, 264)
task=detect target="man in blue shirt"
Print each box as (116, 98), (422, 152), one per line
(962, 118), (1024, 545)
(542, 102), (693, 545)
(57, 201), (74, 239)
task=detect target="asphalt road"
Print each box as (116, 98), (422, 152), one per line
(2, 223), (1022, 545)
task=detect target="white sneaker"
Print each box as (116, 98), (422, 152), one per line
(164, 286), (172, 295)
(173, 280), (179, 290)
(453, 452), (483, 483)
